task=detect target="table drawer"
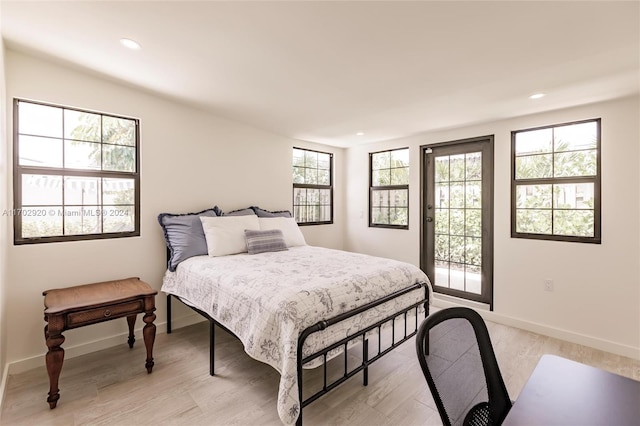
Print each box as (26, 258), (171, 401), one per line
(67, 300), (143, 327)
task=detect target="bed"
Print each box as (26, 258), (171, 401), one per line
(159, 207), (431, 425)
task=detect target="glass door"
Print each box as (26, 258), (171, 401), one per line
(422, 137), (494, 306)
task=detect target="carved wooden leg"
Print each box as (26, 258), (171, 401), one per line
(142, 311), (156, 373)
(126, 315), (136, 348)
(45, 314), (65, 409)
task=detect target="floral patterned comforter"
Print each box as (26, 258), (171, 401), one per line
(161, 245), (431, 425)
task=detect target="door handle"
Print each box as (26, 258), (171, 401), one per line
(426, 217), (433, 222)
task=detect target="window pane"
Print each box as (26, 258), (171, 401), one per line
(435, 235), (449, 261)
(553, 183), (594, 209)
(435, 260), (449, 287)
(515, 128), (552, 155)
(465, 209), (481, 237)
(102, 206), (135, 233)
(372, 152), (390, 170)
(435, 183), (449, 208)
(22, 207), (63, 238)
(22, 175), (62, 205)
(318, 169), (330, 185)
(19, 135), (63, 167)
(553, 210), (594, 237)
(317, 153), (331, 170)
(450, 154), (465, 181)
(465, 152), (481, 180)
(465, 182), (481, 208)
(372, 189), (389, 208)
(64, 177), (100, 205)
(103, 145), (135, 172)
(372, 207), (389, 224)
(389, 189), (408, 207)
(465, 265), (482, 294)
(64, 110), (101, 142)
(64, 140), (101, 170)
(515, 154), (553, 179)
(390, 167), (409, 185)
(293, 148), (305, 166)
(450, 209), (464, 236)
(450, 263), (464, 290)
(293, 166), (305, 184)
(304, 151), (318, 168)
(319, 189), (331, 206)
(293, 187), (306, 204)
(103, 116), (136, 146)
(516, 209), (552, 234)
(450, 184), (464, 208)
(435, 208), (449, 234)
(465, 237), (481, 266)
(450, 236), (465, 263)
(103, 178), (135, 204)
(64, 207), (100, 235)
(19, 102), (62, 138)
(391, 148), (409, 166)
(320, 206), (331, 222)
(516, 184), (552, 209)
(554, 121), (597, 152)
(390, 208), (407, 226)
(554, 150), (597, 177)
(435, 157), (449, 182)
(372, 169), (390, 186)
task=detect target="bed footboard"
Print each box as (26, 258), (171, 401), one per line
(295, 281), (429, 425)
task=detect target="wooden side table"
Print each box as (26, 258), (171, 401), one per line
(43, 277), (157, 409)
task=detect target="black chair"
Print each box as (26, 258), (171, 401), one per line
(415, 307), (512, 426)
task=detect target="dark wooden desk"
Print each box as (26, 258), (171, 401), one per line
(504, 354), (640, 426)
(43, 277), (157, 409)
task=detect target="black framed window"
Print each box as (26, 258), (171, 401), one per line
(370, 148), (409, 229)
(292, 147), (333, 225)
(511, 118), (601, 243)
(13, 99), (140, 244)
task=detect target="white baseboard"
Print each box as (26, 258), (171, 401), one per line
(432, 296), (640, 361)
(0, 363), (8, 415)
(5, 313), (206, 376)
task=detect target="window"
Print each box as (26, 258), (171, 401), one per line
(292, 147), (333, 225)
(370, 148), (409, 229)
(511, 118), (600, 243)
(13, 99), (140, 244)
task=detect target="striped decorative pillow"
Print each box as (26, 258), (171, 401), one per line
(244, 229), (288, 255)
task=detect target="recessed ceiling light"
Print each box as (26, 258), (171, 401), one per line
(356, 132), (365, 136)
(529, 93), (545, 99)
(120, 38), (141, 50)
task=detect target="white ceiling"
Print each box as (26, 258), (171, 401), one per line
(2, 1), (639, 147)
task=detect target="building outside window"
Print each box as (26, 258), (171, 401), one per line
(13, 99), (140, 244)
(511, 118), (600, 243)
(370, 148), (409, 229)
(292, 147), (333, 225)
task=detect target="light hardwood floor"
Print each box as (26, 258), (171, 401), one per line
(2, 313), (639, 426)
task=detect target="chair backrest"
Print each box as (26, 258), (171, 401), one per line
(415, 307), (511, 426)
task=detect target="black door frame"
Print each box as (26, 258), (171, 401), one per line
(420, 135), (495, 309)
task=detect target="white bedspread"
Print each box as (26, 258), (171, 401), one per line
(161, 245), (430, 425)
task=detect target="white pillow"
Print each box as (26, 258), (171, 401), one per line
(200, 215), (260, 256)
(258, 217), (306, 247)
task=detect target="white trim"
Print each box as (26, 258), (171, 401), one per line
(432, 296), (640, 361)
(0, 363), (8, 414)
(6, 313), (205, 376)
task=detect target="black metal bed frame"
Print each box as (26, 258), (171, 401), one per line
(166, 281), (429, 425)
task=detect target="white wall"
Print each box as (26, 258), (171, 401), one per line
(3, 49), (345, 372)
(0, 36), (9, 403)
(345, 96), (640, 358)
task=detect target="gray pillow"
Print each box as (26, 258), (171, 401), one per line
(223, 208), (256, 216)
(158, 206), (222, 271)
(244, 229), (288, 255)
(251, 206), (293, 218)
